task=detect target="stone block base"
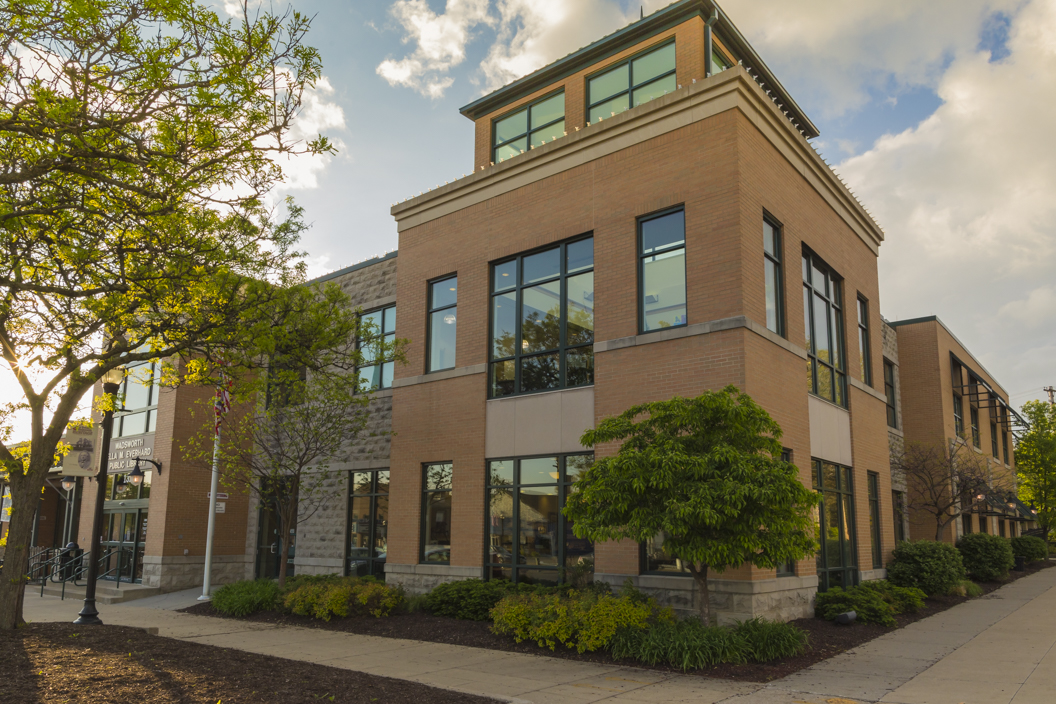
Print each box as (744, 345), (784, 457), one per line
(141, 554), (252, 593)
(384, 563), (482, 594)
(859, 568), (888, 581)
(596, 572), (818, 624)
(293, 557), (344, 577)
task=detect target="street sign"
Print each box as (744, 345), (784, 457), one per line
(207, 492), (230, 500)
(215, 502), (226, 514)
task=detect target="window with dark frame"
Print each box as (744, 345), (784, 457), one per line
(421, 463), (452, 565)
(347, 470), (389, 577)
(867, 472), (882, 569)
(979, 514), (988, 533)
(763, 217), (784, 336)
(487, 454), (594, 584)
(639, 209), (687, 333)
(492, 91), (565, 163)
(776, 448), (796, 576)
(358, 305), (396, 390)
(991, 421), (999, 458)
(968, 373), (981, 447)
(489, 237), (594, 398)
(970, 406), (980, 448)
(857, 296), (871, 386)
(116, 361), (162, 436)
(803, 251), (847, 407)
(884, 360), (898, 428)
(587, 41), (676, 124)
(1002, 429), (1010, 465)
(952, 361), (964, 436)
(814, 460), (858, 591)
(892, 490), (906, 543)
(962, 513), (973, 536)
(427, 276), (457, 373)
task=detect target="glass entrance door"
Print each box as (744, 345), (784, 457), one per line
(347, 470), (389, 577)
(100, 509), (147, 583)
(255, 501), (295, 580)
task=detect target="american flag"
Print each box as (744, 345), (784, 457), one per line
(214, 365), (233, 436)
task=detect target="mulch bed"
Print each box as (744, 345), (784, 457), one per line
(0, 621), (499, 704)
(181, 559), (1056, 684)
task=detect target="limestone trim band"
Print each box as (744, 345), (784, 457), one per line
(594, 314), (808, 360)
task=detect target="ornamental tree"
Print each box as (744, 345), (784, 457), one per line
(563, 387), (818, 626)
(0, 0), (338, 628)
(1016, 400), (1056, 544)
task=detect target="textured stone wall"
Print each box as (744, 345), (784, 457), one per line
(385, 563), (482, 594)
(143, 554), (251, 591)
(292, 470), (347, 576)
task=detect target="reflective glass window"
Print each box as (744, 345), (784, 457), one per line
(493, 92), (565, 162)
(427, 277), (457, 372)
(587, 42), (675, 123)
(803, 251), (846, 407)
(639, 210), (687, 332)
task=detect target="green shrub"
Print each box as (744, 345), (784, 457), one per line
(490, 591), (658, 653)
(815, 580), (926, 627)
(948, 579), (984, 597)
(282, 577), (404, 621)
(856, 580), (927, 614)
(212, 579), (280, 617)
(888, 540), (966, 596)
(609, 619), (749, 670)
(404, 594), (430, 613)
(425, 579), (563, 621)
(1010, 536), (1048, 562)
(734, 618), (809, 662)
(957, 533), (1015, 582)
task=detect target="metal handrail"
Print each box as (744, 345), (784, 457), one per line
(37, 547), (124, 600)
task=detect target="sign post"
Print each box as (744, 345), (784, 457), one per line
(199, 366), (233, 601)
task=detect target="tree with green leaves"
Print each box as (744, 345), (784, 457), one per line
(1016, 400), (1056, 545)
(0, 0), (338, 628)
(563, 386), (818, 626)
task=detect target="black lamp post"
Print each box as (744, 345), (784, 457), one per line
(75, 367), (124, 626)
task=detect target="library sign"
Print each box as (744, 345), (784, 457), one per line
(107, 434), (156, 474)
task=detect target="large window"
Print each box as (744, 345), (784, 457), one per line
(639, 209), (687, 332)
(347, 470), (388, 577)
(857, 296), (871, 386)
(492, 92), (565, 162)
(803, 251), (846, 407)
(487, 454), (594, 584)
(763, 217), (784, 335)
(115, 361), (162, 437)
(952, 361), (964, 436)
(587, 42), (675, 124)
(421, 463), (452, 564)
(1002, 429), (1009, 465)
(884, 360), (898, 429)
(892, 490), (906, 543)
(991, 421), (999, 458)
(427, 277), (457, 373)
(490, 237), (594, 397)
(867, 472), (882, 569)
(968, 375), (981, 447)
(359, 305), (396, 390)
(814, 460), (857, 591)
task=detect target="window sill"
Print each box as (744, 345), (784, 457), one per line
(392, 363), (487, 388)
(808, 392), (849, 412)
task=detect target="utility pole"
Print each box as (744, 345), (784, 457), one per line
(1045, 386), (1055, 407)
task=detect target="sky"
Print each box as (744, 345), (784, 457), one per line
(4, 0), (1055, 440)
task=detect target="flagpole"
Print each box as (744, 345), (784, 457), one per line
(199, 427), (221, 601)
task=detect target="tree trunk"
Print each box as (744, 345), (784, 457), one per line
(0, 468), (49, 629)
(936, 519), (945, 542)
(688, 563), (711, 627)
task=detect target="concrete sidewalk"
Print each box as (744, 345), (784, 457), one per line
(22, 565), (1056, 704)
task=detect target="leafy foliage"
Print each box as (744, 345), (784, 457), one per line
(1010, 536), (1048, 562)
(957, 533), (1015, 582)
(949, 579), (984, 597)
(815, 581), (926, 627)
(733, 618), (810, 663)
(887, 541), (966, 596)
(564, 387), (818, 625)
(212, 579), (281, 617)
(1016, 401), (1056, 539)
(282, 577), (404, 621)
(425, 579), (565, 621)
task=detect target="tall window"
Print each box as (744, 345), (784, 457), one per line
(347, 470), (388, 577)
(884, 360), (898, 428)
(1002, 429), (1009, 464)
(359, 305), (396, 390)
(421, 463), (452, 564)
(952, 361), (964, 436)
(962, 513), (972, 536)
(587, 42), (675, 124)
(639, 209), (687, 332)
(763, 217), (784, 335)
(970, 407), (980, 447)
(803, 251), (846, 407)
(814, 460), (857, 591)
(427, 276), (457, 372)
(867, 472), (882, 569)
(492, 91), (565, 162)
(776, 448), (796, 576)
(991, 422), (999, 458)
(116, 361), (162, 437)
(857, 296), (871, 386)
(979, 514), (988, 534)
(490, 237), (594, 397)
(892, 490), (906, 543)
(487, 454), (593, 584)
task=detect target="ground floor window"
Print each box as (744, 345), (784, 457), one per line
(347, 470), (388, 577)
(814, 459), (858, 591)
(893, 490), (906, 542)
(422, 463), (452, 564)
(998, 519), (1006, 537)
(867, 472), (882, 569)
(487, 454), (593, 584)
(962, 512), (972, 536)
(979, 514), (988, 534)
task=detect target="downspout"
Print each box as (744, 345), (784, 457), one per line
(704, 8), (719, 77)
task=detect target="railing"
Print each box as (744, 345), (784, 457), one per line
(33, 547), (125, 600)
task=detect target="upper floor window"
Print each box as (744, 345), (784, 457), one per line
(711, 46), (733, 74)
(587, 42), (675, 124)
(991, 421), (999, 458)
(358, 305), (396, 389)
(763, 218), (784, 335)
(493, 92), (565, 163)
(639, 209), (687, 332)
(427, 277), (457, 373)
(884, 359), (898, 429)
(490, 238), (594, 397)
(116, 361), (162, 437)
(857, 296), (871, 386)
(803, 251), (846, 407)
(1002, 429), (1009, 464)
(952, 360), (964, 436)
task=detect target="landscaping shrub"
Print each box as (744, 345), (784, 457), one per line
(490, 591), (658, 653)
(425, 579), (563, 621)
(887, 540), (966, 596)
(212, 579), (280, 617)
(1010, 536), (1048, 562)
(948, 579), (984, 597)
(815, 580), (926, 627)
(734, 618), (809, 662)
(283, 577), (404, 621)
(957, 532), (1015, 582)
(609, 619), (748, 670)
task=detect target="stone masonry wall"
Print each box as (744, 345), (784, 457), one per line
(882, 319), (910, 544)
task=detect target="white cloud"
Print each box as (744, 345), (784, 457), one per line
(277, 76), (348, 191)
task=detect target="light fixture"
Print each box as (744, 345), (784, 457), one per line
(976, 493), (986, 501)
(102, 367), (124, 386)
(61, 476), (76, 492)
(127, 464), (145, 487)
